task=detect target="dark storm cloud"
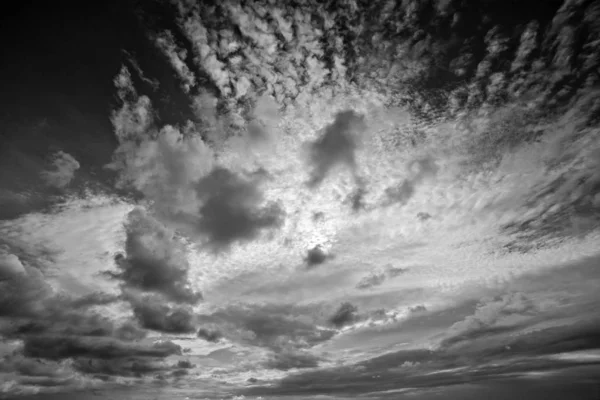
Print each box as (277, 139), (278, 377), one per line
(304, 245), (333, 268)
(264, 350), (321, 371)
(188, 167), (285, 252)
(104, 208), (202, 304)
(329, 302), (359, 328)
(307, 110), (366, 187)
(126, 293), (196, 334)
(22, 335), (181, 360)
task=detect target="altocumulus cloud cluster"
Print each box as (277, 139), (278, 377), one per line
(1, 0), (600, 398)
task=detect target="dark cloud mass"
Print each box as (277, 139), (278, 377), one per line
(126, 293), (196, 334)
(188, 167), (285, 251)
(106, 208), (202, 304)
(304, 245), (332, 268)
(307, 110), (366, 187)
(23, 336), (181, 360)
(329, 302), (359, 328)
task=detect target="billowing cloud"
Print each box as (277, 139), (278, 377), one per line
(306, 110), (366, 187)
(126, 292), (196, 334)
(105, 208), (201, 304)
(184, 167), (285, 251)
(40, 151), (80, 188)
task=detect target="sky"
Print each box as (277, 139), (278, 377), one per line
(1, 0), (600, 399)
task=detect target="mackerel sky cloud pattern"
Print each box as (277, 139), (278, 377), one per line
(1, 0), (600, 399)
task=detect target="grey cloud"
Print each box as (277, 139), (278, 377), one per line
(356, 271), (386, 290)
(329, 302), (359, 328)
(383, 157), (438, 206)
(23, 336), (181, 360)
(441, 292), (537, 347)
(264, 350), (321, 371)
(304, 245), (333, 268)
(68, 291), (120, 309)
(355, 265), (409, 290)
(126, 292), (196, 334)
(307, 110), (366, 188)
(200, 303), (336, 350)
(176, 359), (195, 369)
(40, 151), (80, 188)
(185, 167), (285, 252)
(105, 208), (202, 304)
(197, 328), (223, 343)
(108, 82), (284, 252)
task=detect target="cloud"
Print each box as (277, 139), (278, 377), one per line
(441, 292), (537, 347)
(184, 167), (285, 252)
(40, 151), (80, 188)
(199, 303), (336, 350)
(264, 350), (321, 371)
(306, 110), (366, 187)
(108, 80), (283, 252)
(0, 246), (26, 280)
(22, 336), (181, 360)
(197, 328), (222, 343)
(126, 292), (196, 334)
(105, 208), (201, 304)
(329, 302), (359, 328)
(355, 265), (410, 289)
(383, 156), (438, 206)
(304, 245), (333, 268)
(355, 271), (386, 290)
(154, 31), (196, 92)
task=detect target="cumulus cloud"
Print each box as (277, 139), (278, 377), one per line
(126, 293), (196, 334)
(108, 76), (284, 252)
(197, 328), (222, 343)
(184, 167), (285, 251)
(304, 245), (333, 268)
(40, 151), (80, 188)
(105, 208), (201, 304)
(306, 110), (366, 187)
(329, 302), (359, 328)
